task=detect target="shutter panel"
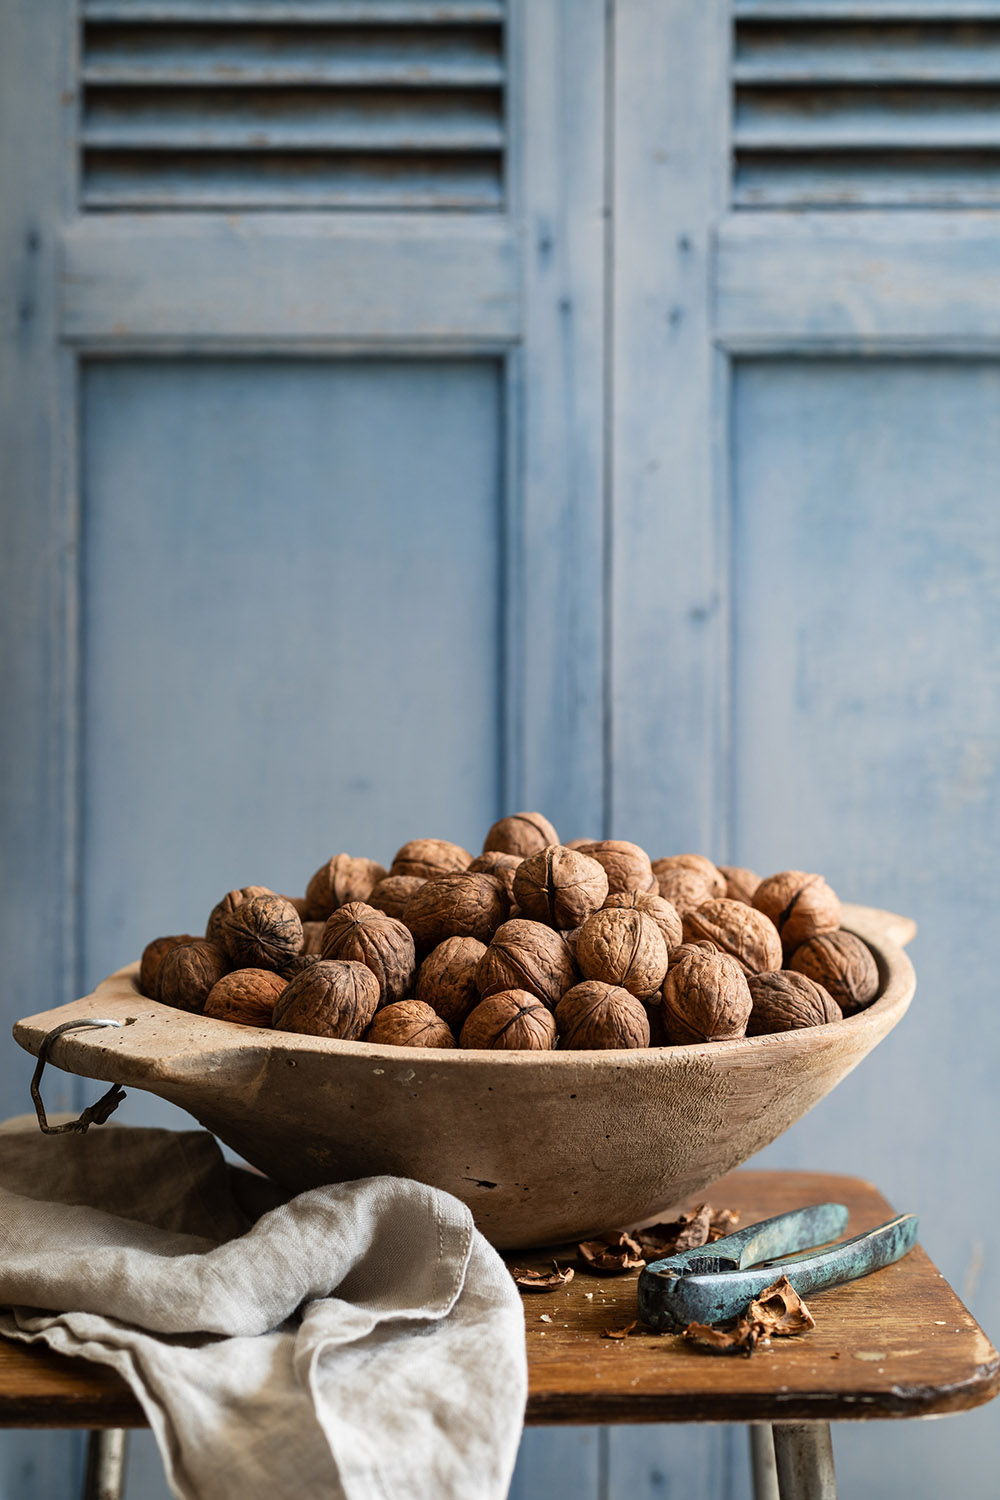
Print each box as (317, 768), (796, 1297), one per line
(81, 0), (505, 208)
(733, 3), (1000, 204)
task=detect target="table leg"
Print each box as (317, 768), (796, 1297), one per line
(82, 1428), (128, 1500)
(749, 1424), (780, 1500)
(771, 1423), (837, 1500)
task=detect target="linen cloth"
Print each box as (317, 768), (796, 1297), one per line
(0, 1117), (527, 1500)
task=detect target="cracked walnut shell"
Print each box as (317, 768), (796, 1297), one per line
(403, 871), (509, 950)
(556, 981), (650, 1050)
(661, 949), (752, 1044)
(752, 870), (841, 957)
(482, 811), (559, 858)
(365, 1000), (456, 1049)
(746, 971), (842, 1036)
(476, 918), (579, 1009)
(415, 935), (487, 1031)
(321, 901), (415, 1005)
(789, 930), (879, 1015)
(512, 845), (609, 930)
(272, 959), (380, 1040)
(204, 968), (286, 1028)
(576, 908), (668, 999)
(459, 989), (557, 1050)
(304, 855), (387, 922)
(221, 894), (303, 972)
(682, 899), (782, 977)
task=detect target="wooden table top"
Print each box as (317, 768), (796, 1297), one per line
(1, 1170), (997, 1429)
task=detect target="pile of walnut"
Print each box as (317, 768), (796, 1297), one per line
(139, 813), (881, 1051)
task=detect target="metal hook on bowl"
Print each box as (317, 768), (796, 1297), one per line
(30, 1018), (127, 1135)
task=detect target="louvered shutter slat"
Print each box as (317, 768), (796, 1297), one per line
(82, 12), (504, 209)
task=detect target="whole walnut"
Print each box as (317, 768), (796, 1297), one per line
(669, 940), (719, 964)
(367, 875), (426, 920)
(403, 872), (509, 950)
(556, 981), (650, 1050)
(746, 971), (842, 1036)
(139, 933), (198, 999)
(321, 901), (415, 1005)
(604, 890), (683, 950)
(389, 838), (472, 882)
(459, 990), (557, 1050)
(221, 894), (303, 972)
(718, 865), (761, 906)
(512, 845), (609, 930)
(790, 931), (880, 1016)
(273, 959), (380, 1039)
(156, 939), (230, 1013)
(415, 936), (487, 1030)
(482, 812), (559, 858)
(661, 949), (752, 1044)
(752, 870), (841, 956)
(577, 840), (656, 896)
(204, 968), (286, 1028)
(576, 909), (668, 999)
(564, 837), (598, 850)
(301, 921), (326, 956)
(304, 855), (387, 921)
(467, 850), (522, 901)
(682, 899), (782, 977)
(205, 886), (274, 944)
(652, 865), (717, 914)
(476, 918), (579, 1009)
(365, 1000), (456, 1049)
(652, 855), (726, 899)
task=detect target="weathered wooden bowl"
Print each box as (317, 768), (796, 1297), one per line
(14, 903), (914, 1248)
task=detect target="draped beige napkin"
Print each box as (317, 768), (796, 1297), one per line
(0, 1117), (527, 1500)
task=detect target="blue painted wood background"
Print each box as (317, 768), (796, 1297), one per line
(3, 2), (1000, 1497)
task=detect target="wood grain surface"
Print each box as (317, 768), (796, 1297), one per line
(2, 1170), (996, 1431)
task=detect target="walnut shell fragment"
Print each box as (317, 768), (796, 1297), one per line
(415, 935), (487, 1030)
(556, 981), (651, 1050)
(661, 948), (752, 1044)
(206, 886), (274, 944)
(513, 845), (610, 930)
(790, 930), (880, 1015)
(204, 968), (286, 1028)
(746, 971), (842, 1035)
(389, 838), (472, 882)
(221, 893), (303, 972)
(482, 811), (559, 858)
(365, 1000), (455, 1049)
(576, 908), (668, 999)
(752, 870), (841, 956)
(303, 855), (387, 922)
(477, 919), (579, 1009)
(321, 901), (416, 1005)
(403, 871), (509, 951)
(682, 899), (782, 977)
(366, 875), (426, 921)
(459, 989), (557, 1050)
(510, 1263), (574, 1292)
(156, 939), (230, 1014)
(577, 1231), (645, 1274)
(577, 840), (656, 896)
(139, 933), (198, 999)
(604, 890), (683, 950)
(718, 866), (761, 906)
(272, 959), (380, 1040)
